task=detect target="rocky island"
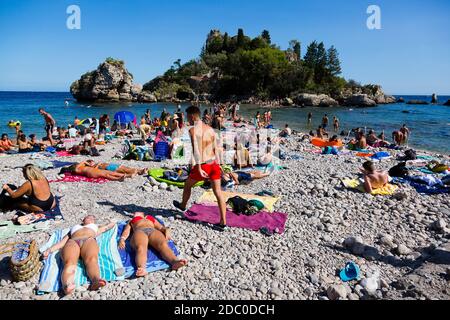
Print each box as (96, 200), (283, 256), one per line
(70, 30), (397, 107)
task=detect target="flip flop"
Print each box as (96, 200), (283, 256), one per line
(260, 227), (274, 236)
(339, 262), (361, 282)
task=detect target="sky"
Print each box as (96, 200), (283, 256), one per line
(0, 0), (449, 95)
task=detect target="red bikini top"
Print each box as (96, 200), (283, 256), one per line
(131, 215), (156, 225)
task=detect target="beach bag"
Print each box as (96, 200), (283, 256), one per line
(154, 141), (169, 161)
(404, 149), (417, 160)
(227, 196), (249, 215)
(389, 162), (409, 177)
(89, 147), (100, 157)
(8, 240), (41, 282)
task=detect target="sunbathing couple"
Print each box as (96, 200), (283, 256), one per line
(61, 160), (146, 181)
(43, 213), (187, 295)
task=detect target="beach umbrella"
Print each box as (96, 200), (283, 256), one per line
(114, 111), (136, 125)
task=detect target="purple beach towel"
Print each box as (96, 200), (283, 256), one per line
(184, 204), (288, 234)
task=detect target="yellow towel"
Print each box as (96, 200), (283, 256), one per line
(342, 179), (398, 196)
(197, 190), (280, 212)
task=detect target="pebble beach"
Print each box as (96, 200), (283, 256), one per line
(0, 130), (449, 301)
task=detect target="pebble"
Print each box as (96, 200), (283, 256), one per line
(395, 244), (412, 256)
(327, 285), (347, 300)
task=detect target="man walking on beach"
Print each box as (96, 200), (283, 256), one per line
(173, 106), (228, 232)
(39, 108), (56, 146)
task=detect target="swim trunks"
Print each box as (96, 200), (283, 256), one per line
(189, 161), (222, 181)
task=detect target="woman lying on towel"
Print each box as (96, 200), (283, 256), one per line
(84, 160), (147, 177)
(1, 164), (56, 213)
(60, 161), (127, 181)
(360, 161), (389, 193)
(42, 215), (116, 295)
(118, 212), (188, 277)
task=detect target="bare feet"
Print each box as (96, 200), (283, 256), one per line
(63, 282), (76, 296)
(88, 279), (106, 291)
(135, 267), (148, 277)
(138, 168), (147, 175)
(171, 259), (188, 271)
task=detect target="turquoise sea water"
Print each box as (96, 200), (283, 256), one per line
(0, 91), (449, 154)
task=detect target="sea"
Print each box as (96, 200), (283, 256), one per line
(0, 91), (449, 154)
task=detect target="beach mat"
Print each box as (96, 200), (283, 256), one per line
(392, 177), (450, 195)
(49, 173), (109, 184)
(342, 178), (399, 196)
(197, 190), (280, 212)
(184, 204), (287, 234)
(148, 168), (204, 188)
(116, 221), (180, 278)
(38, 224), (123, 293)
(0, 220), (50, 240)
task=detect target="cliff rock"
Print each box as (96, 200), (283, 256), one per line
(294, 94), (338, 107)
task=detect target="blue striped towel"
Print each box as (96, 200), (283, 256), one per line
(38, 224), (124, 293)
(117, 221), (180, 278)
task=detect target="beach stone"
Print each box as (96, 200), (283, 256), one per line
(326, 285), (347, 300)
(431, 219), (447, 233)
(395, 244), (412, 256)
(159, 183), (168, 190)
(13, 282), (26, 289)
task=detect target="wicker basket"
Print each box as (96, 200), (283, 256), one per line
(9, 240), (41, 282)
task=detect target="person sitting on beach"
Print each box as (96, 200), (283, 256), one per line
(367, 130), (389, 148)
(139, 116), (152, 141)
(0, 133), (14, 152)
(17, 133), (33, 153)
(348, 132), (368, 150)
(279, 124), (292, 138)
(118, 212), (188, 277)
(42, 216), (115, 295)
(1, 164), (56, 212)
(68, 125), (78, 138)
(83, 129), (96, 149)
(360, 161), (389, 193)
(61, 161), (127, 181)
(84, 160), (146, 177)
(316, 126), (328, 139)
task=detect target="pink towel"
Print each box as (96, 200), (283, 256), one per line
(184, 204), (288, 234)
(49, 173), (109, 184)
(56, 151), (75, 157)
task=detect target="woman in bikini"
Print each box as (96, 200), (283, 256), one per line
(1, 164), (56, 212)
(61, 161), (127, 181)
(84, 160), (146, 177)
(118, 212), (187, 277)
(222, 170), (271, 186)
(42, 216), (115, 295)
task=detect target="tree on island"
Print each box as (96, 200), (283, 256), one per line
(142, 28), (371, 101)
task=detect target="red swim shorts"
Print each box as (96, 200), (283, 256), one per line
(189, 162), (222, 181)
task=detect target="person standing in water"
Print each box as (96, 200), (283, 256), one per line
(400, 124), (410, 145)
(333, 116), (340, 132)
(39, 108), (56, 146)
(307, 112), (313, 126)
(322, 114), (329, 130)
(173, 106), (228, 232)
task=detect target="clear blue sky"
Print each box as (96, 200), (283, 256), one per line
(0, 0), (449, 95)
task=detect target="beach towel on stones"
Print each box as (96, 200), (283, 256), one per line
(148, 168), (204, 188)
(197, 190), (280, 212)
(38, 224), (123, 293)
(49, 173), (109, 184)
(391, 176), (450, 195)
(116, 221), (179, 278)
(342, 178), (398, 196)
(0, 220), (49, 240)
(184, 204), (287, 234)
